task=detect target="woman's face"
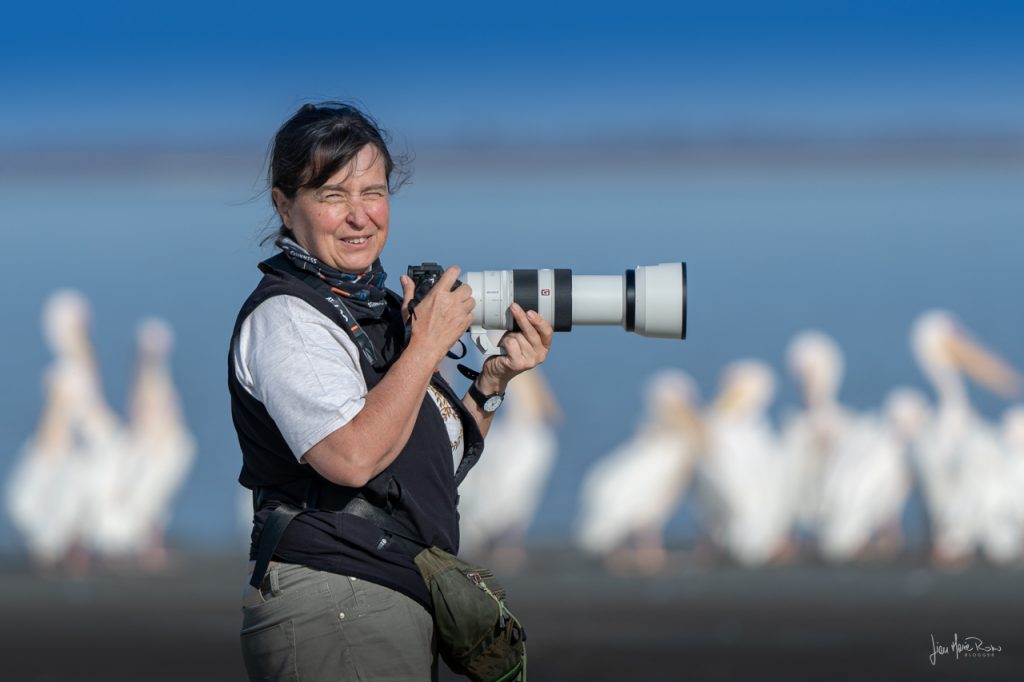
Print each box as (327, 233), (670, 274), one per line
(273, 143), (390, 275)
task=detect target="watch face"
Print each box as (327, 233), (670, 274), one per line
(483, 395), (503, 412)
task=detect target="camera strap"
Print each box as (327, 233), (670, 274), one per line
(447, 339), (468, 361)
(260, 254), (382, 367)
(319, 288), (381, 367)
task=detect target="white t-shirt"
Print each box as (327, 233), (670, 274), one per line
(233, 295), (464, 471)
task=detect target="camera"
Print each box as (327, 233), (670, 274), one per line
(407, 263), (687, 356)
(406, 262), (462, 302)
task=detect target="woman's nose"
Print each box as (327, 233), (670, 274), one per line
(346, 201), (369, 228)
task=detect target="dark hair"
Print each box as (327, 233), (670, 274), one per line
(266, 101), (409, 241)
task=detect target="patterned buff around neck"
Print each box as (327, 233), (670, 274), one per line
(275, 235), (389, 320)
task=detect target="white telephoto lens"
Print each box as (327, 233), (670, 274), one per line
(571, 275), (625, 327)
(634, 263), (687, 339)
(465, 270), (514, 330)
(464, 263), (686, 340)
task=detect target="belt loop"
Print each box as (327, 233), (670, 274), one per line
(268, 565), (282, 596)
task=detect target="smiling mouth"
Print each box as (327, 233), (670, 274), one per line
(341, 237), (370, 245)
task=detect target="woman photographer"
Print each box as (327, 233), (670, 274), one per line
(229, 102), (553, 680)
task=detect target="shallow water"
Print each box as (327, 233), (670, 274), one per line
(1, 156), (1022, 548)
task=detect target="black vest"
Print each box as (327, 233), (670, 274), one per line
(228, 255), (484, 608)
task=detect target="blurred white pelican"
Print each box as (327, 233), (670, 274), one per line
(91, 318), (195, 570)
(5, 290), (120, 571)
(574, 369), (703, 574)
(990, 406), (1024, 564)
(780, 330), (852, 545)
(816, 387), (928, 562)
(458, 366), (560, 572)
(910, 310), (1021, 568)
(698, 359), (794, 567)
(966, 405), (1024, 565)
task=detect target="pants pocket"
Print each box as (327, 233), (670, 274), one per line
(241, 619), (298, 682)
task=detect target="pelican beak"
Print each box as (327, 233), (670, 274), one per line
(537, 375), (563, 424)
(679, 403), (707, 451)
(712, 382), (745, 415)
(511, 370), (563, 424)
(946, 333), (1022, 398)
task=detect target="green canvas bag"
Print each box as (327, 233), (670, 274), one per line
(414, 546), (527, 682)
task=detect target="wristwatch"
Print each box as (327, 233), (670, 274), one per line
(467, 381), (504, 413)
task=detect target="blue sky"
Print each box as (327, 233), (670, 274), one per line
(2, 0), (1023, 149)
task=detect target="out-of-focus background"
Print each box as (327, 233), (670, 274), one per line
(2, 1), (1023, 680)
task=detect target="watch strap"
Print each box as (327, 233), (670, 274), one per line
(467, 381), (504, 411)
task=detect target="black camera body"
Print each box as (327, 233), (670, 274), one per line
(407, 262), (463, 305)
(407, 262), (445, 302)
(405, 263), (474, 366)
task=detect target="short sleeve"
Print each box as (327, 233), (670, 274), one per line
(233, 295), (367, 460)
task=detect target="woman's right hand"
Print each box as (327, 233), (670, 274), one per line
(400, 266), (475, 361)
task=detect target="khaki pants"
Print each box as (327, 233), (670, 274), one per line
(241, 562), (436, 681)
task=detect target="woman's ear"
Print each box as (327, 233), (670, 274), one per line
(271, 187), (290, 226)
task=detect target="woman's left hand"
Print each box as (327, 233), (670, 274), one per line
(476, 303), (554, 394)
